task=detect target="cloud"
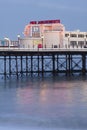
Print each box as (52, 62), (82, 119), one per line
(36, 0), (87, 13)
(0, 0), (86, 14)
(0, 0), (32, 4)
(37, 1), (67, 10)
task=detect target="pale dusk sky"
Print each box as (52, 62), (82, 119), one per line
(0, 0), (87, 39)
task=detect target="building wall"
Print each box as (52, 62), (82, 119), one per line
(19, 38), (42, 48)
(22, 20), (65, 49)
(43, 31), (63, 48)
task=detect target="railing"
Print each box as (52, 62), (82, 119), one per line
(0, 47), (87, 52)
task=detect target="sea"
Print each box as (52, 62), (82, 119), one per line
(0, 75), (87, 130)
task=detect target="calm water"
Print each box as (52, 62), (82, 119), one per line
(0, 76), (87, 130)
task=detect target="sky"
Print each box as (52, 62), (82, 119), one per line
(0, 0), (87, 39)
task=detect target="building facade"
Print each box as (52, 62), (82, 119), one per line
(64, 31), (87, 48)
(19, 20), (65, 48)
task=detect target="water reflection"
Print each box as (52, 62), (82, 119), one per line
(16, 77), (87, 116)
(1, 76), (87, 129)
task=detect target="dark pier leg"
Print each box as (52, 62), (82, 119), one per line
(66, 54), (71, 76)
(57, 55), (59, 74)
(42, 55), (44, 77)
(68, 54), (71, 75)
(20, 56), (23, 77)
(38, 55), (39, 76)
(66, 55), (68, 76)
(52, 54), (55, 75)
(31, 56), (33, 77)
(15, 56), (18, 79)
(71, 55), (73, 75)
(9, 56), (11, 78)
(4, 56), (6, 79)
(82, 54), (86, 75)
(26, 55), (28, 76)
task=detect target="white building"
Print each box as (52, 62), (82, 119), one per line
(64, 31), (87, 48)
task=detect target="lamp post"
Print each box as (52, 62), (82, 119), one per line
(17, 34), (20, 48)
(41, 35), (44, 49)
(84, 36), (86, 48)
(17, 34), (20, 40)
(68, 36), (70, 48)
(4, 37), (11, 48)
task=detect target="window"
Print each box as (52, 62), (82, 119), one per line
(70, 34), (77, 37)
(70, 41), (77, 48)
(78, 41), (84, 48)
(32, 26), (40, 32)
(32, 26), (40, 37)
(65, 34), (69, 37)
(70, 41), (77, 45)
(78, 34), (84, 38)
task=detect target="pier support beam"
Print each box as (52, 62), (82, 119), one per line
(9, 56), (11, 78)
(26, 55), (28, 76)
(15, 56), (18, 78)
(31, 56), (33, 76)
(82, 54), (86, 75)
(20, 56), (23, 76)
(52, 54), (55, 75)
(42, 55), (44, 77)
(4, 56), (6, 79)
(0, 50), (87, 78)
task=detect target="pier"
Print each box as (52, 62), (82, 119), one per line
(0, 19), (87, 79)
(0, 48), (87, 78)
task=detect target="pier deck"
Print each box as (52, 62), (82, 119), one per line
(0, 48), (87, 56)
